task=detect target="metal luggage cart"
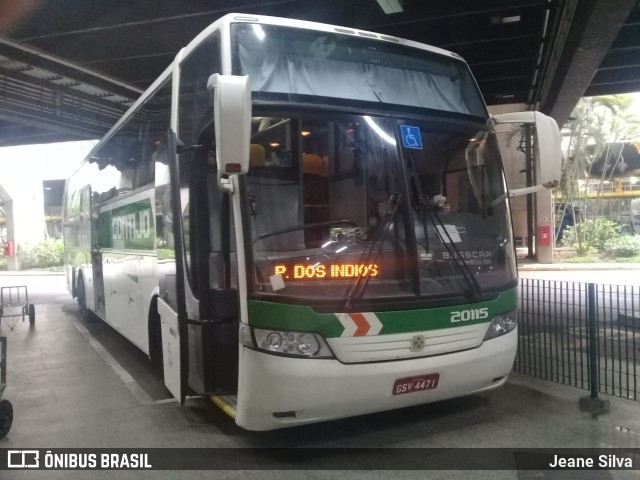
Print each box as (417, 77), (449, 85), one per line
(0, 286), (35, 330)
(0, 336), (12, 438)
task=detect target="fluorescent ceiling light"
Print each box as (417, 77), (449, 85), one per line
(363, 116), (396, 146)
(377, 0), (403, 14)
(491, 15), (521, 25)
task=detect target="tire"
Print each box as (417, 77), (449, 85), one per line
(28, 304), (35, 324)
(0, 399), (13, 439)
(77, 277), (89, 322)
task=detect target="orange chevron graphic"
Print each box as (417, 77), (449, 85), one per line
(336, 311), (383, 337)
(350, 312), (370, 336)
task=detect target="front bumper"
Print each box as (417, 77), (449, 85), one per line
(235, 328), (517, 430)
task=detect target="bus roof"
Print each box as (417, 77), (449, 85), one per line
(75, 12), (473, 176)
(192, 13), (465, 64)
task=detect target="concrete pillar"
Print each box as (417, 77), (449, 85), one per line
(0, 175), (45, 270)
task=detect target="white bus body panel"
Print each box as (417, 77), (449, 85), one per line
(83, 265), (97, 311)
(235, 329), (517, 431)
(94, 188), (157, 354)
(157, 297), (181, 400)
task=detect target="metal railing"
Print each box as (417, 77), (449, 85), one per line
(515, 279), (640, 401)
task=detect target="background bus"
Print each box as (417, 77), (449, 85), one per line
(64, 13), (560, 430)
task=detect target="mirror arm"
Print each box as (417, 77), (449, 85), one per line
(218, 175), (234, 194)
(509, 180), (559, 198)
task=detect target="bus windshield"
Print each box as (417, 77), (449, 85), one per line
(245, 112), (516, 307)
(231, 23), (486, 118)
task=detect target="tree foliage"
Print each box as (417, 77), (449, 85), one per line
(560, 218), (621, 254)
(19, 238), (64, 269)
(558, 94), (640, 254)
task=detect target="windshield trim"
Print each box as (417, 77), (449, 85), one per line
(250, 93), (488, 124)
(247, 279), (518, 313)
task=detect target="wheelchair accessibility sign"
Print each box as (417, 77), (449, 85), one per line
(400, 125), (423, 150)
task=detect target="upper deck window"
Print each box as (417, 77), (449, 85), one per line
(231, 23), (486, 118)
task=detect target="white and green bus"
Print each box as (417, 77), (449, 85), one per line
(64, 13), (560, 431)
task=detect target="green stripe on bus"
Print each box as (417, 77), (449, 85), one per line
(248, 287), (517, 338)
(248, 301), (345, 337)
(98, 199), (155, 250)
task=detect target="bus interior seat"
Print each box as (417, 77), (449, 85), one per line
(302, 153), (327, 177)
(250, 144), (267, 167)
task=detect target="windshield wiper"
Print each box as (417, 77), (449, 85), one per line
(418, 195), (483, 301)
(344, 193), (403, 309)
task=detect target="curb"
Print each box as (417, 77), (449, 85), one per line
(518, 263), (640, 271)
(0, 270), (65, 276)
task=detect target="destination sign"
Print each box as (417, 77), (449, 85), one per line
(273, 263), (380, 280)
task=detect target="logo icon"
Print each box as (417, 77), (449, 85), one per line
(8, 450), (40, 468)
(410, 335), (425, 352)
(400, 125), (423, 150)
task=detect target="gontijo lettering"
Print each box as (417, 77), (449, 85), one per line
(112, 209), (152, 240)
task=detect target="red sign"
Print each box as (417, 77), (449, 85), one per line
(539, 224), (551, 246)
(3, 241), (14, 257)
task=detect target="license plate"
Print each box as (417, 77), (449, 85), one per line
(392, 373), (440, 395)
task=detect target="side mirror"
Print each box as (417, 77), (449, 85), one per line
(493, 111), (562, 195)
(207, 74), (251, 187)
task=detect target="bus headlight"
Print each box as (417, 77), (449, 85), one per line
(239, 324), (334, 358)
(483, 310), (518, 340)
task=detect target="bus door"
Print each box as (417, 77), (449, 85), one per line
(174, 36), (241, 397)
(179, 130), (239, 397)
(154, 130), (188, 402)
(155, 127), (239, 400)
(187, 159), (239, 395)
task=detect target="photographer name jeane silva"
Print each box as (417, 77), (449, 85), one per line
(549, 454), (633, 469)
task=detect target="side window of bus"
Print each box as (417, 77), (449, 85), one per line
(178, 34), (221, 148)
(88, 80), (172, 205)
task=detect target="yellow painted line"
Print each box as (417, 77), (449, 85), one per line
(210, 395), (237, 419)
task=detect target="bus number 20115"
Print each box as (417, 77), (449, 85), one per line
(450, 307), (489, 323)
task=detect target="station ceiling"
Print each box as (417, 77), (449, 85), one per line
(0, 0), (638, 147)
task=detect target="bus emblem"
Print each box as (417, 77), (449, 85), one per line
(410, 335), (425, 352)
